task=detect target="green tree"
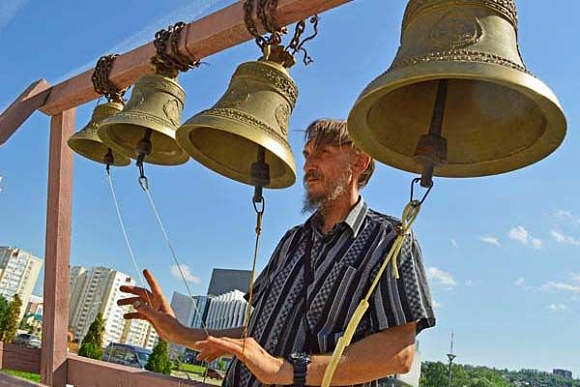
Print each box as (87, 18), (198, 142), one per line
(78, 313), (105, 359)
(145, 340), (172, 375)
(0, 294), (22, 343)
(0, 295), (9, 322)
(421, 361), (449, 387)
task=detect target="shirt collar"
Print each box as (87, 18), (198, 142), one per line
(305, 196), (368, 238)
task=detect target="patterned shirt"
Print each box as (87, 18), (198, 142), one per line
(224, 197), (436, 387)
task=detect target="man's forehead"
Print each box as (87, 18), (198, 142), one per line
(303, 139), (349, 152)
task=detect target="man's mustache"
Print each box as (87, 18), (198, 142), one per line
(303, 171), (324, 183)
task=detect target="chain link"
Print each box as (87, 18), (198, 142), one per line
(243, 0), (319, 67)
(91, 54), (127, 103)
(151, 22), (201, 78)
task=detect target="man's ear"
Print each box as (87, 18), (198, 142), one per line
(353, 151), (371, 176)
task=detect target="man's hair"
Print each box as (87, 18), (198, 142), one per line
(304, 119), (375, 189)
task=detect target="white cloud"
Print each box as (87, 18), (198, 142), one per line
(465, 280), (473, 287)
(427, 267), (457, 287)
(451, 239), (458, 248)
(571, 273), (580, 283)
(170, 264), (201, 284)
(508, 226), (542, 249)
(548, 303), (567, 311)
(514, 277), (525, 286)
(540, 281), (580, 293)
(433, 301), (442, 309)
(551, 231), (580, 246)
(479, 235), (501, 247)
(556, 210), (574, 220)
(0, 0), (28, 31)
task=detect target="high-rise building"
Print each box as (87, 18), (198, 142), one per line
(205, 289), (248, 330)
(0, 247), (43, 320)
(122, 318), (158, 350)
(68, 266), (155, 347)
(169, 292), (213, 355)
(207, 269), (252, 297)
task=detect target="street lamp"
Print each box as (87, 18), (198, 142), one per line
(447, 332), (456, 387)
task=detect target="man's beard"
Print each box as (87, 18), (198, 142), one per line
(302, 166), (352, 214)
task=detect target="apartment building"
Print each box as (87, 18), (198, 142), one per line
(0, 247), (43, 320)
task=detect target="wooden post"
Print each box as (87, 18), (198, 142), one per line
(41, 110), (75, 386)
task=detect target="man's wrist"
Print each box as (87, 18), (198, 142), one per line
(276, 359), (294, 385)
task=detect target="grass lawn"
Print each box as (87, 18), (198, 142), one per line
(1, 369), (41, 383)
(178, 363), (207, 375)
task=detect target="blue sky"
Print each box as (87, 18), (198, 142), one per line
(1, 0), (579, 377)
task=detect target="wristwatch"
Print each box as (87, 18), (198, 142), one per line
(288, 352), (311, 386)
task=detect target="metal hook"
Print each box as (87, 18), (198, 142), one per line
(410, 177), (433, 206)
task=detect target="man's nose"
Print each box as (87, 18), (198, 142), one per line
(303, 154), (316, 173)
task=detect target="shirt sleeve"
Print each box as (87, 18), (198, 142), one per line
(367, 230), (436, 335)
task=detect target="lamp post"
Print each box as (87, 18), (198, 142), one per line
(446, 332), (456, 387)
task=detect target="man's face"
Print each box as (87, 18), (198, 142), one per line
(302, 140), (354, 212)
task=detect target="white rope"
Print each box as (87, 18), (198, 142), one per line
(140, 181), (210, 337)
(106, 171), (152, 306)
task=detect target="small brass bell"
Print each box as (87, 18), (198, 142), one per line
(348, 0), (567, 178)
(68, 102), (131, 166)
(98, 74), (189, 166)
(176, 57), (297, 188)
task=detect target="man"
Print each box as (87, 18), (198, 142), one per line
(119, 119), (435, 386)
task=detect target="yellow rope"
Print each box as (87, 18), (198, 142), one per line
(321, 200), (421, 387)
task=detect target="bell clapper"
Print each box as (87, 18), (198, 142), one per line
(103, 148), (115, 175)
(136, 129), (153, 190)
(242, 146), (270, 355)
(414, 79), (450, 188)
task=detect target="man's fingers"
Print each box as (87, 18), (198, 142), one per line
(119, 285), (152, 300)
(117, 297), (142, 307)
(143, 269), (163, 296)
(205, 337), (245, 357)
(123, 312), (147, 320)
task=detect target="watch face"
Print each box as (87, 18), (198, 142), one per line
(290, 352), (311, 363)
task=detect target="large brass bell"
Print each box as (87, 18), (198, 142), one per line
(68, 102), (131, 166)
(348, 0), (567, 178)
(98, 74), (189, 166)
(176, 58), (297, 189)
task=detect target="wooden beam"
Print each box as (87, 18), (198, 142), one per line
(37, 0), (352, 117)
(67, 355), (211, 387)
(0, 80), (50, 146)
(41, 110), (75, 387)
(0, 342), (41, 374)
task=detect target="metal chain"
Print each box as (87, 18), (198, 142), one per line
(287, 15), (320, 65)
(151, 22), (201, 78)
(243, 0), (319, 66)
(91, 54), (127, 103)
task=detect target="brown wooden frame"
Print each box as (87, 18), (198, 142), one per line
(0, 0), (353, 385)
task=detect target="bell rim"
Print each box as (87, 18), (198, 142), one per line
(67, 137), (132, 166)
(176, 114), (297, 189)
(348, 61), (567, 178)
(98, 114), (190, 166)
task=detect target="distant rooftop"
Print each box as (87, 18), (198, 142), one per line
(207, 268), (252, 297)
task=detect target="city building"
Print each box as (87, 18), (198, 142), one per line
(121, 318), (158, 350)
(24, 294), (43, 317)
(68, 266), (157, 347)
(170, 292), (213, 356)
(554, 369), (573, 379)
(207, 268), (252, 296)
(0, 247), (43, 320)
(205, 289), (248, 330)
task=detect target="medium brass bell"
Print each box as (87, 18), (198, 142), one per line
(68, 102), (131, 166)
(176, 58), (297, 188)
(98, 74), (189, 166)
(348, 0), (567, 178)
